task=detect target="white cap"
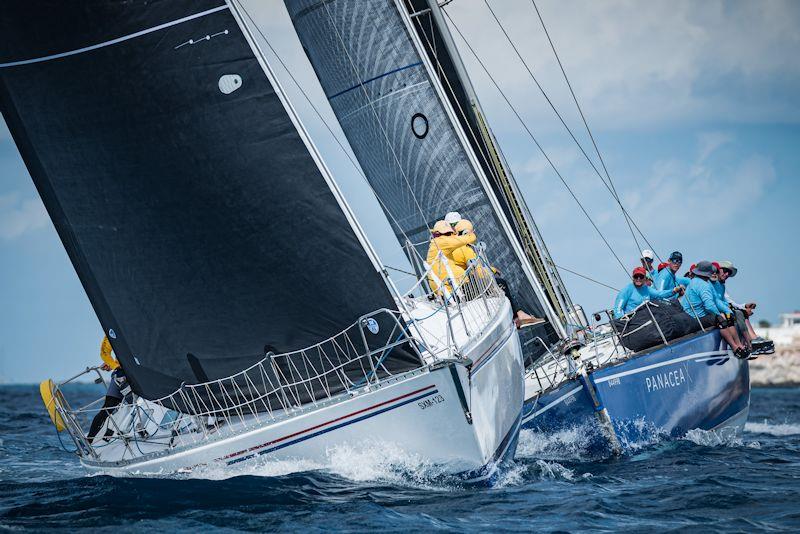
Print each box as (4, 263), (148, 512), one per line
(641, 249), (654, 260)
(444, 211), (461, 225)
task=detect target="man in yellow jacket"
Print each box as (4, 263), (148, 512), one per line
(426, 220), (475, 294)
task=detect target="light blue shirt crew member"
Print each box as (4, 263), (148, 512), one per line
(712, 280), (732, 315)
(614, 267), (675, 318)
(682, 277), (722, 318)
(654, 268), (690, 297)
(654, 250), (688, 299)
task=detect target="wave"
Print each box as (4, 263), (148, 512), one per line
(111, 439), (467, 490)
(515, 426), (599, 462)
(683, 428), (742, 447)
(745, 421), (800, 436)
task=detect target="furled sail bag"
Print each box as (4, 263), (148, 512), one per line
(612, 300), (701, 352)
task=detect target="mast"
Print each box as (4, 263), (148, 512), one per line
(423, 0), (575, 329)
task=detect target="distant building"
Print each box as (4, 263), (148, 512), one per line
(752, 311), (800, 386)
(779, 311), (800, 329)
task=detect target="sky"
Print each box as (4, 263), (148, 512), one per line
(1, 0), (799, 383)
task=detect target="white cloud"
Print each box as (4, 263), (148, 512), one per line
(622, 138), (776, 229)
(0, 192), (48, 240)
(697, 131), (733, 164)
(443, 0), (800, 132)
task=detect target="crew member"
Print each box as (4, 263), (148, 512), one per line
(426, 220), (473, 294)
(614, 266), (680, 318)
(718, 260), (773, 354)
(451, 219), (478, 271)
(681, 261), (749, 358)
(87, 335), (129, 443)
(640, 249), (657, 279)
(654, 251), (689, 299)
(710, 262), (733, 317)
(444, 211), (462, 230)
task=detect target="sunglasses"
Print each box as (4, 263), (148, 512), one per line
(671, 259), (683, 264)
(633, 274), (645, 280)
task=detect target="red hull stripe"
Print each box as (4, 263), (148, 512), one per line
(470, 323), (514, 374)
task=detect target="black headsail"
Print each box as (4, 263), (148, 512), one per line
(0, 0), (416, 401)
(284, 0), (564, 359)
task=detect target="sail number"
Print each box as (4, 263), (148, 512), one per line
(418, 394), (445, 410)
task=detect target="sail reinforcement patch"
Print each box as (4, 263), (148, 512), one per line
(218, 74), (242, 94)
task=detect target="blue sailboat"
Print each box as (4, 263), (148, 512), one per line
(523, 327), (750, 454)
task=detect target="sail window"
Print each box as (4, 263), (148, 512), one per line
(411, 112), (429, 139)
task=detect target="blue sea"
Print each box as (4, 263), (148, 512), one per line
(1, 384), (799, 532)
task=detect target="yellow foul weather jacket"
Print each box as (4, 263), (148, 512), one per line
(100, 335), (120, 370)
(426, 232), (476, 293)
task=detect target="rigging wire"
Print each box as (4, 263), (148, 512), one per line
(528, 0), (663, 261)
(547, 261), (618, 292)
(441, 8), (629, 275)
(483, 0), (644, 260)
(234, 2), (428, 269)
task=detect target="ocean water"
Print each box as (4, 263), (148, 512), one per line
(1, 384), (799, 532)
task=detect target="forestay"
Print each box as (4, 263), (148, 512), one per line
(0, 0), (418, 401)
(285, 0), (561, 356)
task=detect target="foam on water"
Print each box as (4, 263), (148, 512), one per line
(683, 428), (744, 447)
(745, 421), (800, 436)
(179, 439), (459, 490)
(533, 459), (576, 481)
(515, 426), (596, 461)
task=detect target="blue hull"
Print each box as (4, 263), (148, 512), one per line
(522, 331), (750, 453)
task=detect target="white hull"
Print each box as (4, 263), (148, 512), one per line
(82, 300), (524, 480)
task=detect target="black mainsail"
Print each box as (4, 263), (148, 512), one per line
(285, 0), (563, 357)
(0, 0), (416, 400)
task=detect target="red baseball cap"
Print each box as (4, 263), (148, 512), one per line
(632, 266), (647, 277)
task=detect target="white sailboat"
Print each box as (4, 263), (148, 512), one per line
(1, 0), (524, 480)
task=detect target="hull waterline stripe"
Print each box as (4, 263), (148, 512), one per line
(220, 384), (437, 462)
(327, 61), (423, 100)
(523, 385), (583, 422)
(593, 350), (731, 384)
(0, 4), (229, 68)
(227, 388), (439, 465)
